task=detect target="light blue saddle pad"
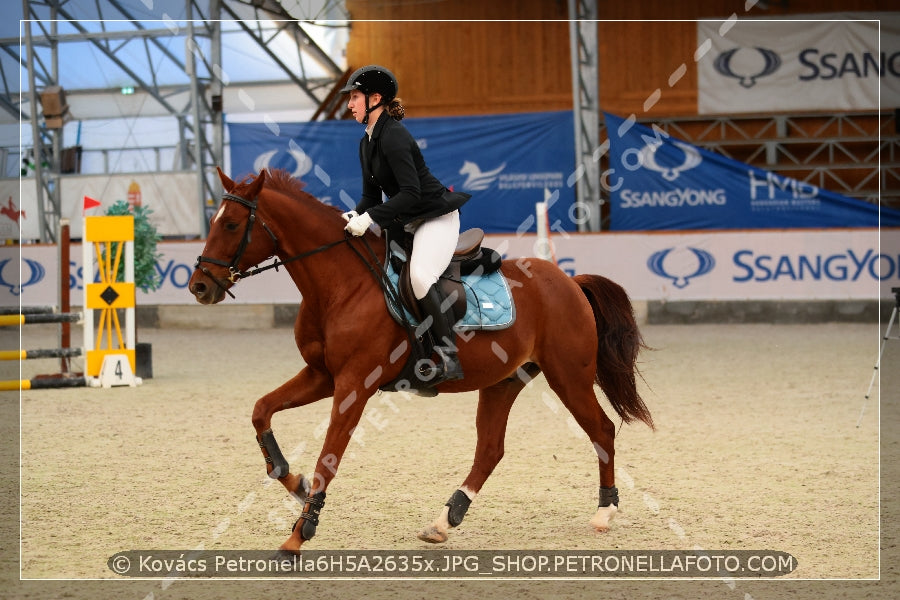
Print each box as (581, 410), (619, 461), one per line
(384, 257), (515, 331)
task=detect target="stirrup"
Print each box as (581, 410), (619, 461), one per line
(433, 346), (464, 383)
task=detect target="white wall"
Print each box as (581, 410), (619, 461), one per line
(4, 228), (897, 309)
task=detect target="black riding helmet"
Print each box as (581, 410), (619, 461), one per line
(340, 65), (398, 124)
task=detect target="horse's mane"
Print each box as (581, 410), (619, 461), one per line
(235, 168), (342, 215)
(262, 168), (308, 198)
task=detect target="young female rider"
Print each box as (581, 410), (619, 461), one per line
(340, 65), (471, 384)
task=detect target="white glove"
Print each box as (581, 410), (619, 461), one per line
(344, 212), (374, 236)
(341, 210), (358, 222)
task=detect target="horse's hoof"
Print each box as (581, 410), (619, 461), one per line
(417, 526), (449, 544)
(271, 548), (299, 562)
(590, 504), (618, 532)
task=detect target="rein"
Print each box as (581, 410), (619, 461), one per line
(239, 237), (349, 278)
(195, 191), (350, 299)
(198, 186), (430, 386)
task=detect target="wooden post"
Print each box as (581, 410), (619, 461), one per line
(59, 219), (70, 372)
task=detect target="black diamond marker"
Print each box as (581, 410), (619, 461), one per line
(99, 286), (120, 305)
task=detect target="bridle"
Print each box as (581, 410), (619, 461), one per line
(194, 192), (277, 299)
(194, 190), (348, 300)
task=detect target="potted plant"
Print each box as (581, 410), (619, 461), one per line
(103, 200), (161, 378)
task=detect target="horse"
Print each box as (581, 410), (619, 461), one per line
(188, 167), (654, 554)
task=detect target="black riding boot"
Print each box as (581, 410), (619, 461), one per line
(419, 284), (464, 384)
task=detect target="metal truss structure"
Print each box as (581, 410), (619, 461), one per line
(590, 112), (897, 230)
(568, 0), (600, 232)
(6, 2), (892, 240)
(570, 3), (893, 230)
(5, 0), (346, 242)
(648, 112), (898, 211)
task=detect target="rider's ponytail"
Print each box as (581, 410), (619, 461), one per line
(387, 97), (405, 121)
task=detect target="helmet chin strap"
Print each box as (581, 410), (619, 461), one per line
(362, 94), (383, 125)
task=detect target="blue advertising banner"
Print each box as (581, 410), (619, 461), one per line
(603, 112), (900, 231)
(228, 111), (575, 233)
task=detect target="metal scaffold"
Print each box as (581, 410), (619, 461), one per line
(5, 0), (346, 242)
(568, 0), (601, 232)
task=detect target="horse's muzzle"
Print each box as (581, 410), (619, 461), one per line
(189, 271), (227, 305)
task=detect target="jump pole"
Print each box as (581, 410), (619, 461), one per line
(0, 347), (83, 360)
(0, 220), (88, 391)
(0, 306), (57, 315)
(2, 216), (139, 390)
(0, 312), (81, 326)
(0, 375), (86, 391)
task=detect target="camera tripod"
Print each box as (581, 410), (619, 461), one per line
(857, 286), (900, 427)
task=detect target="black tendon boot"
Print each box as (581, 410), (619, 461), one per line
(419, 284), (464, 384)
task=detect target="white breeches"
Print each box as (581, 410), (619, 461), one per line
(409, 210), (460, 299)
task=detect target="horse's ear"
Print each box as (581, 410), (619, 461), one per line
(217, 166), (234, 192)
(246, 168), (267, 197)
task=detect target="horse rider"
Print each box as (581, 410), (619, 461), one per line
(340, 65), (471, 385)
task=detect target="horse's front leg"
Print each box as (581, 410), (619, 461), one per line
(278, 381), (371, 554)
(252, 366), (334, 501)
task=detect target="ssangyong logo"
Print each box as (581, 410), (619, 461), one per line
(639, 141), (702, 181)
(647, 247), (715, 289)
(618, 135), (726, 210)
(714, 46), (782, 88)
(253, 144), (312, 179)
(0, 258), (45, 296)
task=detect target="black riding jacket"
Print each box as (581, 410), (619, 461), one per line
(355, 111), (470, 228)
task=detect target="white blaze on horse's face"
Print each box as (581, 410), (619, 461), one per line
(214, 204), (226, 223)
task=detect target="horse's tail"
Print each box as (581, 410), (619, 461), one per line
(573, 274), (654, 430)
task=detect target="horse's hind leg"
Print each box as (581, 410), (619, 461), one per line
(252, 366), (334, 501)
(418, 363), (541, 543)
(540, 359), (619, 533)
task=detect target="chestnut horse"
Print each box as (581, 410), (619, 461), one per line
(189, 167), (653, 554)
